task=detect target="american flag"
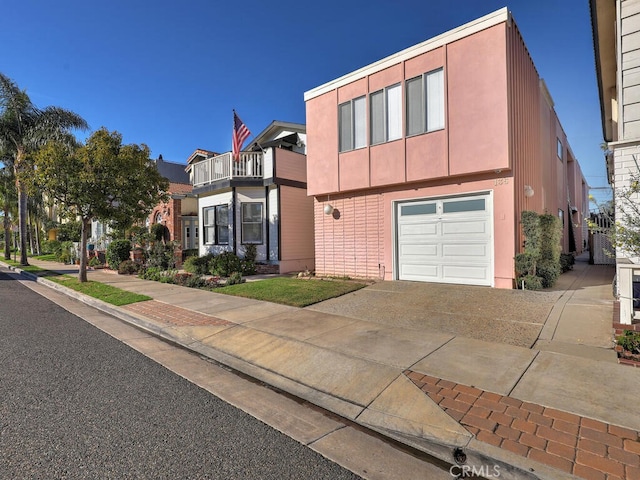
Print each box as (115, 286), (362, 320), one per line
(232, 111), (251, 161)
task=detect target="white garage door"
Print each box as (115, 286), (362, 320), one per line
(396, 194), (492, 286)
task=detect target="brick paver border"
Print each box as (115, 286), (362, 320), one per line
(405, 370), (640, 480)
(124, 300), (234, 328)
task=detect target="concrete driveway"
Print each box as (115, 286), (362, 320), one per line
(307, 259), (615, 349)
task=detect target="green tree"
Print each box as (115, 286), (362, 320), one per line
(34, 128), (168, 282)
(0, 73), (88, 265)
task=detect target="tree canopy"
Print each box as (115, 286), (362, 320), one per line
(34, 128), (168, 281)
(0, 72), (88, 265)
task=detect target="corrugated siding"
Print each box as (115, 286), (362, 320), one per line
(279, 186), (314, 268)
(274, 150), (307, 183)
(507, 22), (542, 254)
(314, 193), (384, 279)
(622, 0), (640, 139)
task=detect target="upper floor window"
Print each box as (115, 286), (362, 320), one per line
(339, 96), (366, 152)
(406, 68), (444, 136)
(370, 83), (402, 145)
(203, 204), (229, 245)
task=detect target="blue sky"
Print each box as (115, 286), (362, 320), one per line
(2, 0), (610, 204)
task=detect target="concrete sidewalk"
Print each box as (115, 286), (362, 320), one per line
(4, 257), (640, 480)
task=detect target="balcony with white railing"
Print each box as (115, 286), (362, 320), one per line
(192, 151), (264, 187)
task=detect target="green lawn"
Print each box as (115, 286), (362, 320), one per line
(49, 276), (151, 306)
(1, 259), (150, 306)
(219, 276), (368, 307)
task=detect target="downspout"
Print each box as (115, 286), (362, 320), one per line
(277, 186), (282, 262)
(265, 185), (270, 262)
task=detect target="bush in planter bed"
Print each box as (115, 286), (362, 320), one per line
(210, 252), (242, 277)
(106, 239), (131, 269)
(118, 259), (140, 275)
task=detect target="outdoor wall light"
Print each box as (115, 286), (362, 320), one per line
(324, 204), (334, 215)
(524, 185), (534, 198)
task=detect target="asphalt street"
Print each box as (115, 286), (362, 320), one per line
(0, 271), (362, 479)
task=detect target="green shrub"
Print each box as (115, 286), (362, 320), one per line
(138, 266), (164, 281)
(226, 271), (244, 285)
(58, 240), (75, 263)
(210, 252), (242, 277)
(42, 239), (62, 256)
(147, 242), (175, 270)
(150, 223), (168, 242)
(118, 259), (140, 275)
(241, 244), (257, 275)
(106, 239), (131, 269)
(520, 274), (543, 290)
(560, 253), (575, 272)
(536, 261), (560, 288)
(183, 253), (214, 274)
(514, 253), (535, 278)
(617, 330), (640, 354)
(88, 256), (103, 267)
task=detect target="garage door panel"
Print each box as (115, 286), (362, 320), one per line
(442, 265), (490, 281)
(442, 243), (488, 257)
(399, 223), (438, 236)
(441, 220), (489, 236)
(401, 263), (439, 278)
(400, 244), (438, 256)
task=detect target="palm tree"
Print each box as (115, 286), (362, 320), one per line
(0, 73), (88, 265)
(0, 162), (16, 260)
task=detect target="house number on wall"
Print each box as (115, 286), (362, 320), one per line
(494, 178), (509, 186)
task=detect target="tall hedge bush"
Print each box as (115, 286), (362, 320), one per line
(106, 239), (131, 269)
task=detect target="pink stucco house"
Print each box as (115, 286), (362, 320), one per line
(304, 8), (589, 288)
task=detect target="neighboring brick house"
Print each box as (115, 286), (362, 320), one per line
(146, 155), (198, 253)
(304, 8), (589, 288)
(186, 122), (314, 274)
(89, 156), (197, 264)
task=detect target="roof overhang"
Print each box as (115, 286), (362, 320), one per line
(590, 0), (617, 142)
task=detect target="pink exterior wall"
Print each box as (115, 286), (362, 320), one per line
(314, 176), (515, 287)
(305, 13), (588, 287)
(448, 26), (510, 176)
(279, 185), (315, 273)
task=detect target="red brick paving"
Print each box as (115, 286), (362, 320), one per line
(405, 370), (640, 480)
(123, 300), (234, 327)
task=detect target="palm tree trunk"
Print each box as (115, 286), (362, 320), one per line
(3, 201), (10, 260)
(34, 217), (41, 256)
(78, 217), (90, 283)
(17, 181), (28, 266)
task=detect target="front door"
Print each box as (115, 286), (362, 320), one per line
(182, 216), (198, 250)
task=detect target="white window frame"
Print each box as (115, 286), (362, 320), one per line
(203, 205), (229, 245)
(370, 83), (402, 145)
(338, 96), (366, 152)
(241, 202), (263, 245)
(406, 68), (445, 136)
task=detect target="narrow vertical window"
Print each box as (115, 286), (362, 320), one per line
(406, 68), (445, 136)
(215, 204), (229, 245)
(203, 207), (215, 244)
(557, 139), (563, 160)
(370, 83), (402, 145)
(339, 96), (366, 152)
(241, 203), (263, 244)
(426, 69), (444, 131)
